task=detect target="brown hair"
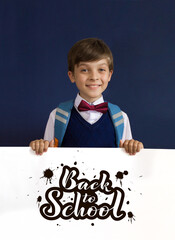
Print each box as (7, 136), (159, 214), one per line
(68, 38), (113, 72)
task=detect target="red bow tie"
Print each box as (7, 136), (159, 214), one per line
(78, 100), (108, 113)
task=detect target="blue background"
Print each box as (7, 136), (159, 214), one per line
(1, 0), (175, 148)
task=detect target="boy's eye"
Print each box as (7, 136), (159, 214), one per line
(81, 69), (88, 72)
(99, 68), (105, 72)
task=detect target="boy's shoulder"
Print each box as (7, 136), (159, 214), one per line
(108, 102), (123, 115)
(108, 101), (121, 109)
(50, 100), (74, 118)
(57, 100), (74, 110)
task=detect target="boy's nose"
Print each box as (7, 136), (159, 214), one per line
(89, 70), (99, 80)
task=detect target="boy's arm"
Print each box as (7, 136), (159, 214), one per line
(121, 111), (132, 141)
(43, 109), (56, 142)
(121, 112), (143, 155)
(30, 109), (56, 155)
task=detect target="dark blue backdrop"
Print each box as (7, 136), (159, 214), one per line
(1, 0), (175, 148)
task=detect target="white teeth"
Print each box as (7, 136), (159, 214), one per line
(87, 85), (99, 88)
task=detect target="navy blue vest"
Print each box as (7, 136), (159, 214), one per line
(61, 107), (116, 147)
(54, 100), (124, 147)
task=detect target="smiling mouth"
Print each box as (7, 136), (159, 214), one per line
(86, 84), (101, 88)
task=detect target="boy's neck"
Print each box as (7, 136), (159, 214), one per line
(79, 93), (103, 104)
(75, 93), (104, 107)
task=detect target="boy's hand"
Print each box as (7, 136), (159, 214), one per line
(30, 139), (54, 155)
(119, 139), (144, 155)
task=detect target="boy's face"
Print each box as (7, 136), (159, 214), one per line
(68, 59), (113, 103)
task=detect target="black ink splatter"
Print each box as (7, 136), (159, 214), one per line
(115, 171), (128, 186)
(91, 223), (94, 226)
(74, 161), (77, 165)
(126, 201), (130, 205)
(94, 175), (96, 178)
(41, 168), (54, 184)
(128, 188), (131, 191)
(37, 196), (42, 207)
(116, 171), (123, 179)
(128, 212), (135, 223)
(61, 163), (64, 167)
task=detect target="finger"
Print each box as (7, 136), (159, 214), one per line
(128, 139), (135, 155)
(119, 140), (123, 148)
(35, 140), (40, 155)
(30, 141), (36, 151)
(49, 139), (55, 148)
(123, 140), (129, 153)
(38, 139), (45, 155)
(43, 140), (49, 152)
(133, 140), (139, 154)
(136, 142), (144, 152)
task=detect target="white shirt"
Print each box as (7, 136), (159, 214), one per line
(44, 93), (132, 142)
(74, 94), (104, 124)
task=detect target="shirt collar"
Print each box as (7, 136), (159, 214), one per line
(74, 93), (104, 108)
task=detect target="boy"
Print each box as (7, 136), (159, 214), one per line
(30, 38), (143, 155)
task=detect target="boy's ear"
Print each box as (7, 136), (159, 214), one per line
(68, 71), (75, 83)
(108, 70), (113, 82)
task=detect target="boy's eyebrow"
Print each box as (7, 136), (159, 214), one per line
(78, 63), (88, 67)
(78, 62), (108, 67)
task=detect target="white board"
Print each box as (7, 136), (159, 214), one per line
(0, 147), (175, 239)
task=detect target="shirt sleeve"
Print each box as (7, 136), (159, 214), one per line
(121, 111), (132, 142)
(43, 109), (56, 142)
